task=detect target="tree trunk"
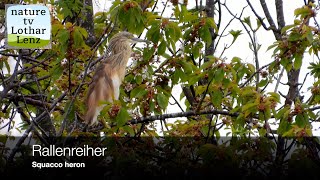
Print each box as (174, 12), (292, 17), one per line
(259, 0), (289, 176)
(80, 0), (96, 46)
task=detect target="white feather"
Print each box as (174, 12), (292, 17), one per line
(112, 75), (121, 100)
(90, 75), (120, 126)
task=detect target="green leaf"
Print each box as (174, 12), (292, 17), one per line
(229, 30), (242, 45)
(265, 108), (271, 120)
(192, 43), (201, 59)
(277, 119), (290, 135)
(206, 18), (218, 32)
(256, 18), (262, 30)
(294, 6), (311, 18)
(57, 29), (70, 53)
(52, 23), (64, 36)
(258, 79), (268, 87)
(122, 126), (135, 136)
(164, 21), (181, 45)
(158, 40), (166, 55)
(177, 69), (187, 82)
(172, 69), (180, 85)
(116, 108), (130, 127)
(306, 29), (313, 43)
(247, 63), (255, 74)
(242, 103), (257, 112)
(258, 128), (267, 136)
(267, 92), (280, 102)
(293, 54), (303, 70)
(118, 2), (145, 34)
(73, 28), (83, 47)
(276, 106), (291, 120)
(157, 93), (169, 110)
(108, 0), (122, 16)
(214, 68), (224, 82)
(168, 22), (182, 41)
(243, 17), (251, 27)
(135, 75), (143, 84)
(51, 65), (63, 81)
(182, 5), (198, 22)
(57, 29), (70, 44)
(181, 61), (193, 74)
(64, 100), (75, 122)
(183, 28), (193, 40)
(307, 110), (316, 120)
(288, 32), (301, 41)
(173, 5), (180, 20)
(149, 101), (155, 112)
(281, 24), (295, 34)
(295, 114), (306, 127)
(130, 85), (147, 99)
(214, 129), (220, 139)
(201, 126), (209, 136)
(47, 88), (58, 101)
(195, 85), (207, 96)
(282, 127), (295, 137)
(143, 47), (155, 61)
(266, 43), (278, 52)
(200, 57), (216, 70)
(211, 91), (223, 107)
(146, 23), (161, 43)
(188, 75), (200, 86)
(231, 56), (241, 63)
(78, 27), (88, 39)
(199, 26), (212, 46)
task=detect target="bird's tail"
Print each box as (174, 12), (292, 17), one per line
(85, 105), (104, 129)
(85, 90), (102, 126)
(85, 106), (97, 126)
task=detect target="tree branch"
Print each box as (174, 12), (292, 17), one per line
(0, 51), (22, 103)
(92, 90), (320, 132)
(246, 0), (271, 31)
(90, 109), (238, 132)
(259, 0), (281, 40)
(275, 0), (285, 31)
(240, 61), (273, 88)
(7, 91), (67, 162)
(274, 67), (284, 93)
(182, 86), (196, 107)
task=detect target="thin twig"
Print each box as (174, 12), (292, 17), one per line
(299, 72), (310, 91)
(240, 61), (273, 88)
(274, 67), (285, 93)
(259, 0), (281, 40)
(8, 92), (67, 161)
(0, 51), (22, 102)
(170, 94), (184, 112)
(246, 0), (271, 31)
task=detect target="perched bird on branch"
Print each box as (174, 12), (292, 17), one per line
(85, 31), (149, 127)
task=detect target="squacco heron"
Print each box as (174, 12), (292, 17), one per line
(85, 31), (149, 126)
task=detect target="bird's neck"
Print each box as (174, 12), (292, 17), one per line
(112, 40), (131, 54)
(107, 42), (131, 80)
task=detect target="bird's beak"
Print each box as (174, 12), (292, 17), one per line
(131, 37), (152, 44)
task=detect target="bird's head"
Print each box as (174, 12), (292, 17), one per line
(105, 31), (151, 57)
(110, 31), (151, 44)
